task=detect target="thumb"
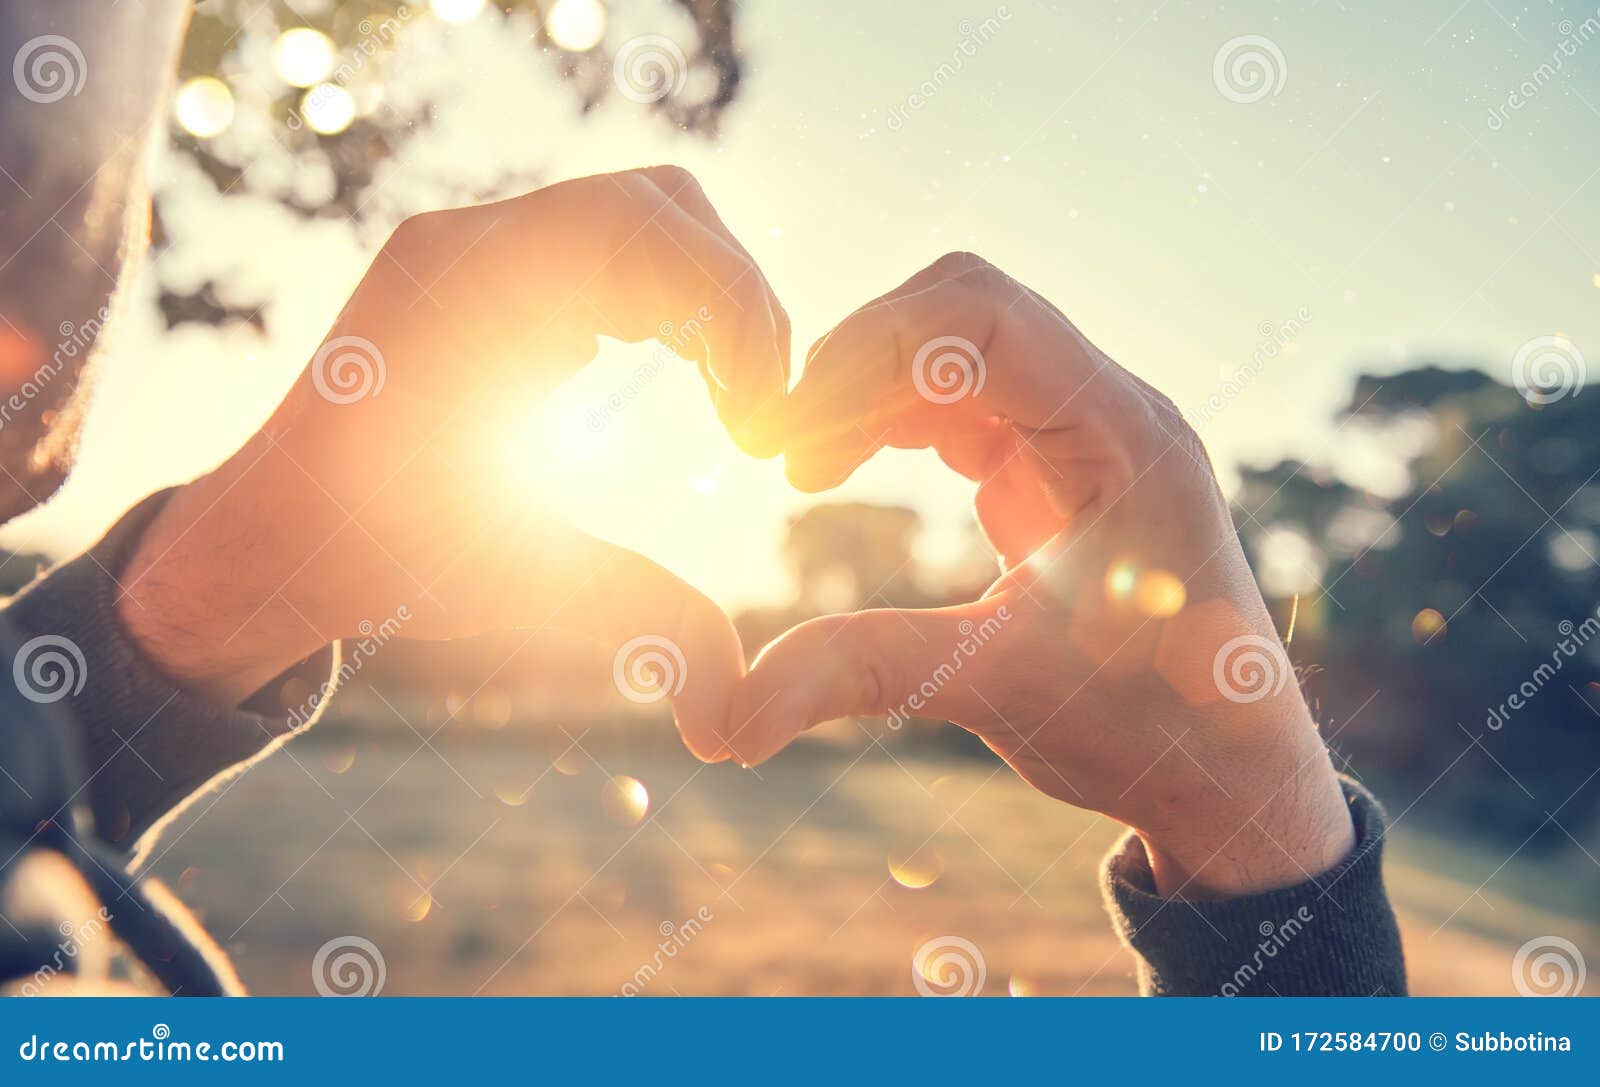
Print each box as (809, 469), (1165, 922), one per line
(730, 596), (1017, 766)
(526, 522), (746, 764)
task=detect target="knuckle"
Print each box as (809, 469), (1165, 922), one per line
(639, 163), (701, 196)
(389, 209), (445, 248)
(954, 261), (1011, 292)
(930, 250), (988, 277)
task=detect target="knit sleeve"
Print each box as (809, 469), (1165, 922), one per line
(1100, 777), (1407, 996)
(1, 489), (340, 861)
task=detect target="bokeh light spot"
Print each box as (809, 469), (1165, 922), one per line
(1008, 973), (1039, 996)
(602, 774), (650, 825)
(1133, 569), (1186, 618)
(272, 28), (336, 87)
(547, 0), (608, 52)
(431, 0), (485, 23)
(887, 847), (944, 889)
(1411, 607), (1446, 644)
(301, 83), (356, 134)
(174, 77), (235, 138)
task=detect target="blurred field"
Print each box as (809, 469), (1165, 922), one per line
(144, 714), (1600, 997)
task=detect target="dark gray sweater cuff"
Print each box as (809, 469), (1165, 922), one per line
(1101, 777), (1407, 996)
(2, 489), (338, 856)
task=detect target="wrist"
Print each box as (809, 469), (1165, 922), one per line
(116, 445), (330, 706)
(1134, 714), (1356, 900)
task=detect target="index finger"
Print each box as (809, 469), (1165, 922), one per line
(776, 257), (1136, 490)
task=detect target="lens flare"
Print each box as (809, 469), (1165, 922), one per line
(887, 848), (944, 889)
(602, 774), (650, 825)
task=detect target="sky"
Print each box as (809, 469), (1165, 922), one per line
(6, 0), (1599, 610)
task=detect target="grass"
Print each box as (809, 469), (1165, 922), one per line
(144, 713), (1600, 996)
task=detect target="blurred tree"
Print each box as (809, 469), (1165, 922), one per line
(784, 502), (924, 614)
(158, 0), (745, 328)
(1237, 365), (1599, 848)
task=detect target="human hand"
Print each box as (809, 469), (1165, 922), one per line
(117, 167), (788, 762)
(732, 253), (1355, 898)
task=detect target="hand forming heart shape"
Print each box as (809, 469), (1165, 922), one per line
(120, 166), (1356, 900)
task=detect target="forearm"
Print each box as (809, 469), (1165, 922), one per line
(115, 425), (335, 706)
(3, 489), (339, 855)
